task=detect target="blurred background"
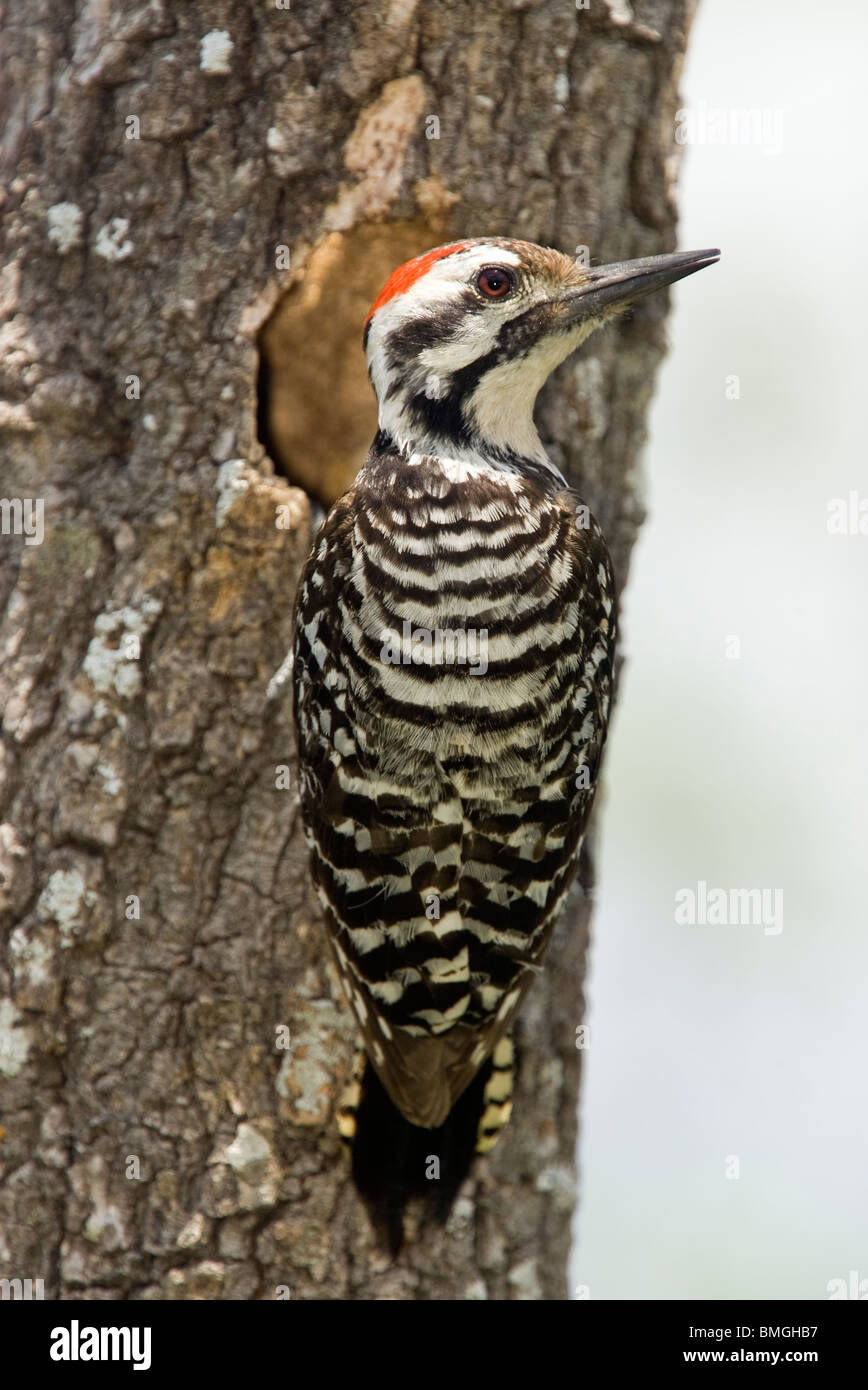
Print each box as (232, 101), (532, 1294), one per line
(571, 0), (868, 1298)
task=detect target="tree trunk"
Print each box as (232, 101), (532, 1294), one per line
(0, 0), (695, 1301)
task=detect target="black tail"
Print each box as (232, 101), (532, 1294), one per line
(350, 1059), (493, 1255)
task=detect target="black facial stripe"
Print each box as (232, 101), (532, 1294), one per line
(403, 385), (472, 447)
(396, 299), (567, 446)
(382, 297), (475, 380)
(488, 298), (565, 358)
(384, 293), (561, 377)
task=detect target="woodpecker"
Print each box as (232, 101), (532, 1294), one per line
(291, 236), (719, 1249)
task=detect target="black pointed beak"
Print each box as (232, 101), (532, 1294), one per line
(563, 247), (720, 322)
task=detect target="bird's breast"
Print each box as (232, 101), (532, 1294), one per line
(332, 453), (609, 782)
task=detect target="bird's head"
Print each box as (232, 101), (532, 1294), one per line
(364, 237), (719, 474)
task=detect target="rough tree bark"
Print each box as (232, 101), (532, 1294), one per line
(0, 0), (696, 1300)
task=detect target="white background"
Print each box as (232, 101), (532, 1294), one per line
(571, 0), (868, 1299)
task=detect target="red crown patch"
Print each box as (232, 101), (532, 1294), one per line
(365, 242), (473, 326)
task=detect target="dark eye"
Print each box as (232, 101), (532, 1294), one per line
(476, 266), (513, 299)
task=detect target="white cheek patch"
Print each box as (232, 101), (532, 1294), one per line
(466, 324), (591, 460)
(418, 319), (502, 377)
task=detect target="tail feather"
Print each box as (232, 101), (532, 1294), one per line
(475, 1033), (515, 1153)
(338, 1033), (516, 1254)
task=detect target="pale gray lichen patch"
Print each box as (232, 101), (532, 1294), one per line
(534, 1164), (576, 1211)
(211, 1123), (279, 1211)
(507, 1256), (542, 1300)
(82, 599), (162, 698)
(9, 925), (53, 990)
(96, 761), (123, 796)
(36, 867), (99, 948)
(94, 217), (133, 261)
(221, 1123), (271, 1176)
(0, 822), (27, 914)
(0, 998), (32, 1076)
(46, 202), (84, 254)
(275, 998), (347, 1126)
(445, 1194), (475, 1238)
(199, 30), (233, 75)
(215, 458), (249, 526)
(37, 868), (86, 934)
